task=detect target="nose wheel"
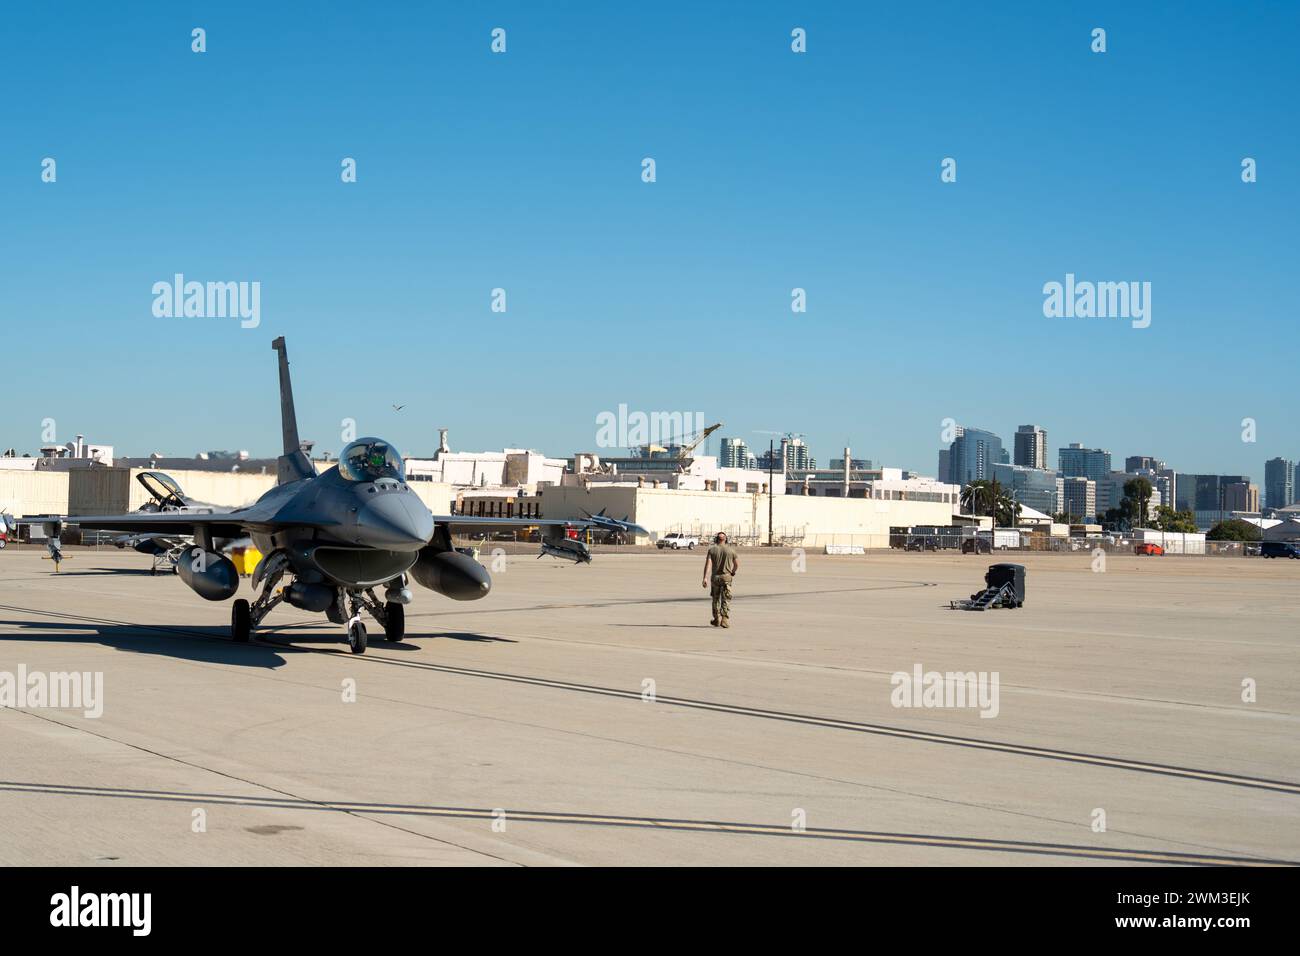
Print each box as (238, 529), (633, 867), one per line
(347, 619), (368, 654)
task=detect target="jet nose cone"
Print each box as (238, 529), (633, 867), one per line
(355, 494), (434, 550)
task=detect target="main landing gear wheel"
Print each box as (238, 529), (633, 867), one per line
(383, 602), (405, 642)
(231, 599), (251, 643)
(348, 620), (368, 655)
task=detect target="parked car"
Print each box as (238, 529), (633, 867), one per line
(656, 533), (699, 550)
(1260, 541), (1300, 559)
(961, 537), (992, 555)
(1134, 543), (1164, 556)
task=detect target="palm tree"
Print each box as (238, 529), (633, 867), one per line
(962, 479), (1022, 527)
(1123, 477), (1154, 528)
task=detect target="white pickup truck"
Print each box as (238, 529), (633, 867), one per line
(656, 532), (699, 550)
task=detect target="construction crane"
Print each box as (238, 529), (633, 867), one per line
(635, 422), (724, 465)
(677, 422), (723, 461)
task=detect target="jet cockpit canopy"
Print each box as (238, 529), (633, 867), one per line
(339, 438), (405, 482)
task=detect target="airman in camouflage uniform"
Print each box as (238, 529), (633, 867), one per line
(702, 531), (740, 628)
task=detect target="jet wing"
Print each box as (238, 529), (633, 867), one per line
(63, 511), (254, 539)
(433, 516), (590, 535)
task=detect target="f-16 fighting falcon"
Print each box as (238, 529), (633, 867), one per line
(580, 508), (648, 544)
(111, 471), (251, 574)
(581, 508), (648, 537)
(1, 513), (71, 570)
(64, 337), (596, 654)
(3, 472), (239, 575)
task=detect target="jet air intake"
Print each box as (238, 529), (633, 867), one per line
(411, 548), (491, 601)
(176, 547), (240, 601)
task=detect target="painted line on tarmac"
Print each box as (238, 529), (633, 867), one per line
(4, 600), (1298, 797)
(0, 779), (1288, 866)
(272, 646), (1300, 796)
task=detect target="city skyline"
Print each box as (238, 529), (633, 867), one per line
(12, 414), (1295, 495)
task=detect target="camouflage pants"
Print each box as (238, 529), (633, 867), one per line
(710, 574), (733, 623)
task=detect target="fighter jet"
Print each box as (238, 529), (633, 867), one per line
(1, 515), (71, 570)
(581, 508), (648, 538)
(111, 472), (250, 574)
(62, 337), (595, 654)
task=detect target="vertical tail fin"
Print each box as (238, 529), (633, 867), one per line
(271, 337), (314, 484)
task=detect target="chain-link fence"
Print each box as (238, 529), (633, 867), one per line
(661, 523), (803, 547)
(987, 535), (1256, 557)
(885, 525), (1266, 557)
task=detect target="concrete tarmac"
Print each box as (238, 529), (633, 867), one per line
(1, 546), (1296, 866)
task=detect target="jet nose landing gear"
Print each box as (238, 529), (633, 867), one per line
(342, 589), (369, 655)
(347, 618), (368, 654)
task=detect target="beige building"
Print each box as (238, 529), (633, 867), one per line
(0, 469), (70, 519)
(1, 458), (455, 524)
(540, 484), (958, 549)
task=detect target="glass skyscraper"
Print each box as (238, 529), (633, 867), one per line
(947, 428), (1006, 485)
(1265, 457), (1295, 510)
(1058, 443), (1111, 482)
(1013, 425), (1047, 470)
(992, 462), (1059, 515)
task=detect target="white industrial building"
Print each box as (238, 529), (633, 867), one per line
(1, 435), (114, 470)
(404, 428), (565, 491)
(544, 456), (961, 548)
(406, 449), (565, 490)
(1131, 528), (1208, 554)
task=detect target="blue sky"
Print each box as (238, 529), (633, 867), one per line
(1, 1), (1296, 479)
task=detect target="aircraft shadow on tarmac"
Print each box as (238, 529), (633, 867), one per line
(260, 624), (517, 647)
(0, 619), (289, 668)
(38, 568), (164, 577)
(0, 615), (517, 669)
(260, 621), (517, 648)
